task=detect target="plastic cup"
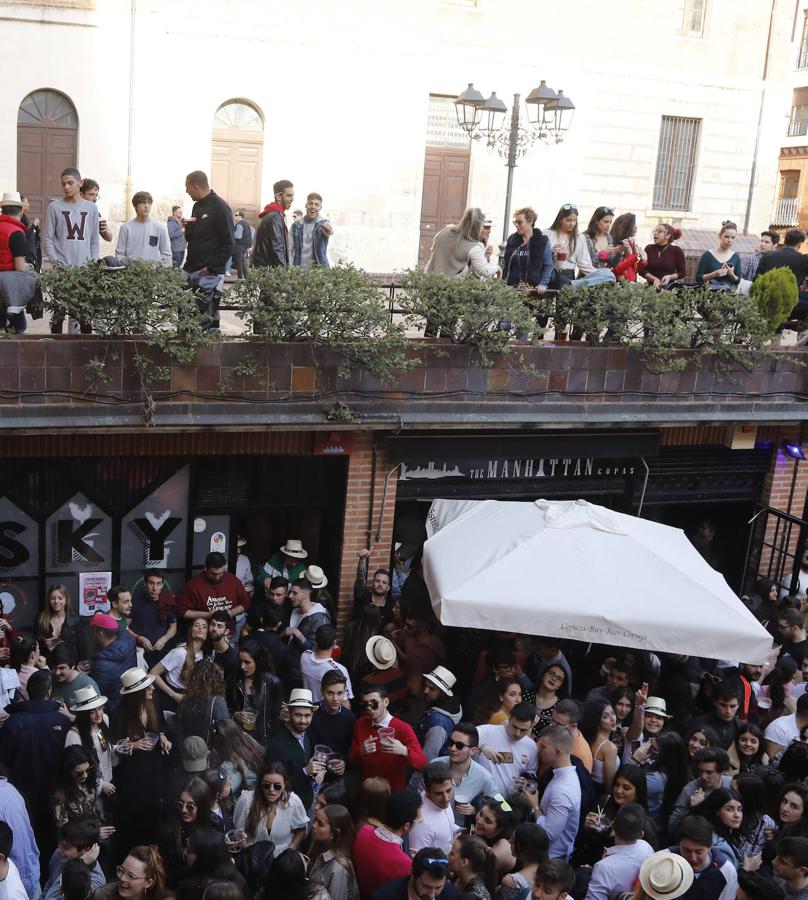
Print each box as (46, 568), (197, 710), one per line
(77, 660), (92, 673)
(225, 829), (246, 853)
(756, 697), (772, 710)
(113, 740), (132, 756)
(241, 711), (257, 732)
(314, 744), (332, 763)
(144, 732), (160, 749)
(326, 754), (342, 772)
(454, 794), (469, 805)
(593, 814), (612, 833)
(556, 250), (568, 261)
(377, 727), (395, 745)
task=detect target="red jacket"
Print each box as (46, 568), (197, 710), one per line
(348, 715), (426, 790)
(0, 215), (26, 272)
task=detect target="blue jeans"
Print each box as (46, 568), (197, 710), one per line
(172, 250), (184, 268)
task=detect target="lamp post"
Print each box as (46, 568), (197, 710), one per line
(454, 81), (575, 254)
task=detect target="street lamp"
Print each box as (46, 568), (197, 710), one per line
(455, 81), (575, 251)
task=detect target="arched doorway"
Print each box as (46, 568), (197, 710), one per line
(17, 89), (78, 224)
(211, 100), (264, 223)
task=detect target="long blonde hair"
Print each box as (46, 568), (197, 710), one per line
(453, 207), (485, 243)
(37, 584), (72, 638)
(181, 619), (207, 685)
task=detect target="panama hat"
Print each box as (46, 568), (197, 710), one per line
(305, 565), (328, 589)
(639, 851), (694, 899)
(366, 635), (397, 670)
(0, 192), (23, 209)
(280, 539), (308, 559)
(237, 536), (248, 548)
(119, 666), (155, 695)
(287, 688), (317, 708)
(70, 685), (107, 712)
(423, 665), (456, 697)
(644, 697), (672, 719)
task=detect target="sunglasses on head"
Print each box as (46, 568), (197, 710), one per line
(362, 699), (381, 710)
(490, 793), (513, 812)
(601, 207), (614, 215)
(447, 739), (470, 750)
(423, 857), (449, 869)
(562, 204), (578, 212)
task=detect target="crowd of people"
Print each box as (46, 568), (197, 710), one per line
(0, 169), (334, 333)
(1, 535), (808, 900)
(2, 167), (808, 338)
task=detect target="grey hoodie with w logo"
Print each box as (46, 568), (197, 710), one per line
(44, 198), (100, 266)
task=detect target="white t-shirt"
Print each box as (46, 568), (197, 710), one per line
(161, 646), (203, 690)
(764, 713), (799, 749)
(0, 859), (30, 900)
(300, 652), (353, 702)
(476, 723), (539, 795)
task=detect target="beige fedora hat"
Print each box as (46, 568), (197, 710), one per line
(120, 666), (155, 695)
(288, 688), (317, 708)
(0, 192), (23, 208)
(639, 851), (694, 899)
(305, 565), (328, 589)
(644, 697), (672, 719)
(280, 539), (308, 559)
(366, 635), (397, 670)
(70, 684), (107, 712)
(423, 665), (456, 697)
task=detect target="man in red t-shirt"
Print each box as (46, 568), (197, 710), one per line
(348, 682), (426, 790)
(177, 551), (250, 626)
(353, 790), (419, 898)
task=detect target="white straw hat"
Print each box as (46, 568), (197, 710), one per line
(70, 685), (107, 712)
(0, 192), (23, 208)
(639, 851), (694, 899)
(287, 688), (317, 708)
(280, 539), (308, 559)
(366, 635), (397, 670)
(305, 565), (328, 589)
(644, 697), (672, 719)
(424, 665), (456, 697)
(119, 667), (155, 695)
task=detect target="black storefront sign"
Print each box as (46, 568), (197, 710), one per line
(388, 432), (658, 502)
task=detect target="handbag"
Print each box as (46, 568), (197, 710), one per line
(233, 838), (275, 890)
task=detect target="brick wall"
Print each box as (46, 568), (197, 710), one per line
(336, 433), (398, 634)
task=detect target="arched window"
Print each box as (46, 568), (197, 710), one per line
(211, 99), (264, 222)
(18, 89), (78, 127)
(213, 100), (263, 132)
(17, 89), (79, 223)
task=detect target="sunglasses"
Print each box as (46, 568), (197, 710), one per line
(491, 793), (513, 812)
(601, 207), (615, 215)
(261, 781), (284, 791)
(561, 204), (578, 212)
(175, 801), (196, 811)
(423, 858), (449, 868)
(447, 740), (470, 750)
(361, 699), (381, 710)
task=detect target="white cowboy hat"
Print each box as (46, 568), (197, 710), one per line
(70, 685), (107, 712)
(119, 666), (155, 695)
(287, 688), (317, 708)
(0, 192), (23, 208)
(365, 635), (397, 670)
(280, 539), (308, 559)
(644, 697), (672, 719)
(304, 565), (328, 589)
(639, 851), (694, 900)
(423, 665), (456, 697)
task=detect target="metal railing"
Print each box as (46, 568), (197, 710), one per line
(788, 107), (808, 136)
(744, 504), (808, 597)
(772, 197), (800, 227)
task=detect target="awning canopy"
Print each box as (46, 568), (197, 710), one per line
(423, 498), (772, 664)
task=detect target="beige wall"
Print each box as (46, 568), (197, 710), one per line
(0, 0), (795, 268)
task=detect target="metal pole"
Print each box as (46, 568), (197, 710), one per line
(499, 93), (521, 263)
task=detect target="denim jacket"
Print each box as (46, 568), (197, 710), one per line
(291, 218), (331, 268)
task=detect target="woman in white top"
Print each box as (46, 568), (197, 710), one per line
(233, 761), (309, 857)
(149, 618), (207, 712)
(66, 685), (116, 795)
(546, 204), (595, 283)
(581, 698), (619, 795)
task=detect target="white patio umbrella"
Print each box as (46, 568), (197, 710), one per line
(423, 498), (772, 664)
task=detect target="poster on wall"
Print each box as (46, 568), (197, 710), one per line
(78, 571), (112, 617)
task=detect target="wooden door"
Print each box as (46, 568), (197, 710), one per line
(16, 90), (78, 224)
(418, 147), (471, 266)
(211, 134), (263, 223)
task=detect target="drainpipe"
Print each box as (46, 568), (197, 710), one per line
(366, 436), (378, 549)
(125, 0), (137, 212)
(743, 0), (777, 234)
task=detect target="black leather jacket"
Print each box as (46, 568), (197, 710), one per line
(253, 210), (289, 267)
